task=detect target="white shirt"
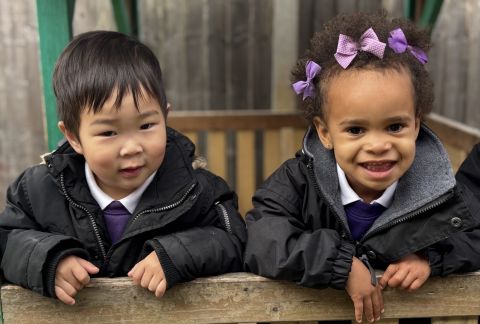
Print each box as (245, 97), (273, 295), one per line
(336, 164), (397, 208)
(85, 162), (156, 214)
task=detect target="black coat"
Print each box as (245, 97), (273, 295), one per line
(244, 126), (480, 290)
(0, 128), (246, 298)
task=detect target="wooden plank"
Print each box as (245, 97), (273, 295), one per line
(271, 0), (298, 112)
(0, 0), (47, 212)
(206, 131), (227, 179)
(2, 272), (480, 323)
(263, 130), (282, 180)
(431, 317), (479, 324)
(425, 113), (480, 154)
(168, 110), (307, 131)
(208, 0), (226, 110)
(236, 131), (255, 216)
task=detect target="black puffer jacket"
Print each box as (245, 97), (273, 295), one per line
(0, 128), (246, 298)
(244, 125), (480, 289)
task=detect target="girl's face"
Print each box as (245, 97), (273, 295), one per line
(314, 68), (420, 203)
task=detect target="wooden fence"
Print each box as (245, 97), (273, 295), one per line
(1, 272), (479, 323)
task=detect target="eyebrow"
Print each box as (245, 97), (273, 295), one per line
(338, 115), (413, 126)
(89, 110), (160, 126)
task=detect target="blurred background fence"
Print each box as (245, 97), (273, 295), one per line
(0, 0), (479, 212)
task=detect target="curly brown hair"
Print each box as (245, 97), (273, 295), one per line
(292, 11), (433, 122)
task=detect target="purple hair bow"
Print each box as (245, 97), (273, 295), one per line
(388, 28), (428, 64)
(292, 60), (321, 100)
(334, 28), (386, 69)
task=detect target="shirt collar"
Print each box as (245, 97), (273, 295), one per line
(336, 163), (397, 207)
(85, 162), (156, 214)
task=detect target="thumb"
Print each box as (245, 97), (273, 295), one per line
(78, 258), (100, 274)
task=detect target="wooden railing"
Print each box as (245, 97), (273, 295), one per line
(168, 110), (480, 215)
(1, 272), (479, 323)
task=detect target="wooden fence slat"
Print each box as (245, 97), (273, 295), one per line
(263, 130), (282, 180)
(2, 272), (480, 323)
(236, 130), (255, 216)
(206, 131), (227, 179)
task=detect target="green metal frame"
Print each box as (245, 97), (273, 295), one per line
(36, 0), (137, 150)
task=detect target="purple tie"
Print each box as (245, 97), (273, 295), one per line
(103, 201), (131, 244)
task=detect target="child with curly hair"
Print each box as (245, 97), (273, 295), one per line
(244, 12), (480, 323)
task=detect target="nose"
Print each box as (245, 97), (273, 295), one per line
(119, 137), (143, 157)
(364, 133), (392, 154)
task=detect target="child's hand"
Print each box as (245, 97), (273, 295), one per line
(379, 253), (430, 291)
(55, 256), (99, 305)
(128, 251), (167, 298)
(346, 256), (384, 323)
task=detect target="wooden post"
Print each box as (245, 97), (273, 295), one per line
(270, 0), (298, 112)
(36, 0), (75, 150)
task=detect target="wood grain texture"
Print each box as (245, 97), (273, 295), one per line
(2, 272), (479, 323)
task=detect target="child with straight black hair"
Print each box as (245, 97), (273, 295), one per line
(0, 31), (246, 305)
(244, 12), (480, 323)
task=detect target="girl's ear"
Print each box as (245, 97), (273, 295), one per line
(58, 121), (83, 155)
(313, 116), (333, 150)
(165, 102), (171, 117)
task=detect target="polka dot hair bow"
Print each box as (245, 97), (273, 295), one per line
(388, 28), (428, 64)
(334, 27), (386, 69)
(292, 60), (321, 100)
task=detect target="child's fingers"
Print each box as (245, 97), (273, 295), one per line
(352, 297), (364, 323)
(129, 264), (146, 285)
(71, 266), (90, 287)
(55, 284), (76, 305)
(399, 272), (417, 290)
(140, 271), (154, 288)
(387, 268), (408, 288)
(379, 264), (398, 288)
(148, 275), (162, 292)
(362, 297), (375, 323)
(77, 258), (99, 274)
(408, 277), (428, 292)
(371, 287), (384, 320)
(155, 279), (167, 298)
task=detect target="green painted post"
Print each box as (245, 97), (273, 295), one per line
(112, 0), (132, 35)
(36, 0), (75, 150)
(419, 0), (443, 29)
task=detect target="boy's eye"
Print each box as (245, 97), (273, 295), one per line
(387, 123), (404, 132)
(346, 127), (364, 135)
(99, 131), (116, 137)
(140, 123), (155, 130)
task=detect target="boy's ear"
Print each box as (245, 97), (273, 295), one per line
(165, 102), (171, 117)
(313, 116), (333, 150)
(58, 121), (83, 155)
(414, 117), (421, 139)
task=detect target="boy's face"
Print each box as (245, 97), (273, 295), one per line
(60, 91), (167, 200)
(314, 68), (420, 203)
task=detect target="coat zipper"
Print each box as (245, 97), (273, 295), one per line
(60, 173), (107, 261)
(130, 182), (197, 224)
(215, 202), (232, 233)
(306, 158), (351, 240)
(360, 190), (454, 243)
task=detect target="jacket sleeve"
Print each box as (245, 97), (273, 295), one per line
(0, 171), (87, 296)
(244, 160), (355, 290)
(427, 147), (480, 276)
(144, 171), (246, 287)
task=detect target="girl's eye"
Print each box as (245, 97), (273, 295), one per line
(387, 123), (404, 132)
(140, 123), (155, 130)
(346, 127), (364, 135)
